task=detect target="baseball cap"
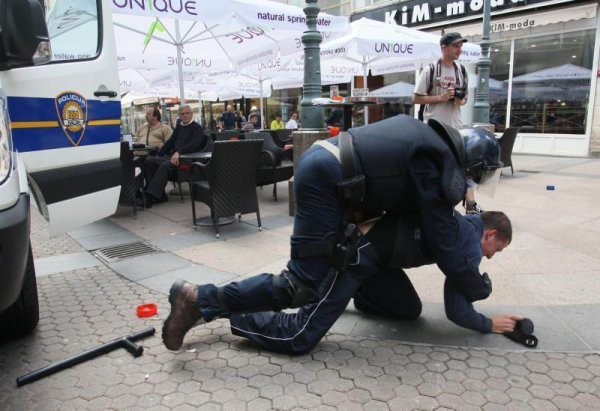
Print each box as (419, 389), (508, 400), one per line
(440, 32), (467, 46)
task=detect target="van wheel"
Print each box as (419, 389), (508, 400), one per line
(0, 244), (39, 340)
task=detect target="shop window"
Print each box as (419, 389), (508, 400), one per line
(510, 29), (595, 135)
(369, 71), (416, 120)
(488, 40), (511, 133)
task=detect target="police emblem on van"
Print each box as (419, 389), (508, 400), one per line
(55, 91), (87, 146)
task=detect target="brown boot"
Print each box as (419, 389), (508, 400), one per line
(162, 280), (204, 350)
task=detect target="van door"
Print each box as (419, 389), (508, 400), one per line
(4, 0), (121, 236)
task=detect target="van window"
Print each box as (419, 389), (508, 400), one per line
(46, 0), (100, 62)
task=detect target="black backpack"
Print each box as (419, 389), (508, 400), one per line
(418, 62), (467, 121)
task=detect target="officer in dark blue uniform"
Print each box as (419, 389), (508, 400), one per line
(162, 115), (505, 353)
(354, 211), (519, 335)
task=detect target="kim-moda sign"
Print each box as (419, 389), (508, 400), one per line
(352, 0), (575, 27)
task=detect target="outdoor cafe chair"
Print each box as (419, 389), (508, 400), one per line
(169, 138), (214, 203)
(118, 141), (145, 217)
(252, 132), (294, 202)
(498, 127), (520, 176)
(267, 129), (293, 148)
(190, 140), (263, 238)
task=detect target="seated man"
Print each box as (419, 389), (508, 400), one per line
(142, 105), (207, 207)
(242, 113), (259, 132)
(163, 210), (521, 354)
(134, 107), (172, 150)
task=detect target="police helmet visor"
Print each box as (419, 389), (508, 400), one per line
(473, 164), (502, 197)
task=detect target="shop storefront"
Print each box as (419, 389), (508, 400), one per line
(352, 0), (600, 157)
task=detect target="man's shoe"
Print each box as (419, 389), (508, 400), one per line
(465, 201), (484, 214)
(162, 280), (204, 350)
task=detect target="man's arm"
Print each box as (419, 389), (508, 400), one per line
(158, 127), (176, 156)
(444, 278), (492, 332)
(412, 65), (453, 105)
(178, 124), (207, 154)
(413, 93), (453, 105)
(408, 154), (491, 302)
(444, 279), (522, 333)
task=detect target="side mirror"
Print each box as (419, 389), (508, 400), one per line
(0, 0), (50, 69)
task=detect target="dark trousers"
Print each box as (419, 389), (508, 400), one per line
(196, 143), (380, 354)
(144, 155), (176, 200)
(354, 268), (423, 321)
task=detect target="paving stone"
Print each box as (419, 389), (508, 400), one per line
(9, 193), (600, 410)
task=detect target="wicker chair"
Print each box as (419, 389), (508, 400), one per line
(267, 129), (293, 148)
(169, 138), (214, 202)
(190, 140), (263, 238)
(498, 127), (519, 176)
(252, 131), (294, 202)
(213, 130), (242, 141)
(118, 141), (145, 216)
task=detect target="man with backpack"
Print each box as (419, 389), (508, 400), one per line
(413, 32), (469, 128)
(414, 32), (484, 214)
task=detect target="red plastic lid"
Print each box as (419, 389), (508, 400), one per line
(137, 303), (158, 317)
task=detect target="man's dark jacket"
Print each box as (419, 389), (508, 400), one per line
(158, 121), (206, 156)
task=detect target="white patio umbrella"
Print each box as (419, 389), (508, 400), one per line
(511, 64), (592, 83)
(368, 81), (415, 98)
(112, 13), (303, 102)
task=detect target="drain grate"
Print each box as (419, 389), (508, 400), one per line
(94, 242), (157, 264)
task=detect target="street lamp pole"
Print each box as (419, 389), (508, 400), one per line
(300, 0), (324, 129)
(473, 0), (491, 127)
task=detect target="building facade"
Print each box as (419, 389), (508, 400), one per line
(351, 0), (600, 157)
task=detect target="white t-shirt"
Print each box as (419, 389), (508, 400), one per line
(414, 62), (468, 128)
(286, 119), (299, 129)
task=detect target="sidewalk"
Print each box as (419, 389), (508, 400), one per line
(2, 154), (600, 410)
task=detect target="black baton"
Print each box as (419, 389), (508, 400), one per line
(17, 327), (155, 387)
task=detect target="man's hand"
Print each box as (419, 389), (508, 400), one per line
(170, 152), (180, 166)
(438, 88), (454, 102)
(491, 314), (523, 333)
(455, 96), (467, 106)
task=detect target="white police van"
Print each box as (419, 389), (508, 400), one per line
(0, 0), (121, 338)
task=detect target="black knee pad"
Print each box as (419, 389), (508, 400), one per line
(271, 270), (320, 310)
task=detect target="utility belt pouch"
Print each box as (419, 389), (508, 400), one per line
(329, 223), (360, 271)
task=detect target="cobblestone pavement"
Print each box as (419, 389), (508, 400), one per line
(1, 209), (599, 410)
(0, 157), (600, 410)
(29, 209), (84, 258)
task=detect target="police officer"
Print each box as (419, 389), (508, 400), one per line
(162, 115), (504, 352)
(353, 211), (520, 335)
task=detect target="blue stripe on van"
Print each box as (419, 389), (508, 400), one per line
(8, 96), (121, 152)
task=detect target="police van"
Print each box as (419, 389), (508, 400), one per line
(0, 0), (121, 338)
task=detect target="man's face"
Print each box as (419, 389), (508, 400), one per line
(145, 109), (154, 123)
(180, 108), (193, 123)
(442, 42), (463, 61)
(481, 229), (509, 259)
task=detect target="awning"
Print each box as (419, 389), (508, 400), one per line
(458, 3), (597, 37)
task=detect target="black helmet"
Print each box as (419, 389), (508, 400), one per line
(460, 127), (503, 184)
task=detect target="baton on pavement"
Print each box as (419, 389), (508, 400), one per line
(17, 327), (155, 387)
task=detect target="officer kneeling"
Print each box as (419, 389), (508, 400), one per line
(162, 115), (510, 354)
